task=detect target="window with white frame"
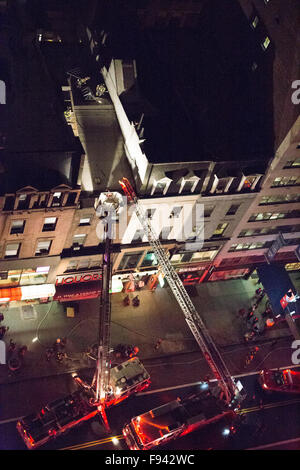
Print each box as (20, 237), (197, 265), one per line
(10, 220), (26, 235)
(35, 240), (52, 256)
(79, 216), (92, 226)
(5, 243), (21, 258)
(179, 177), (199, 194)
(72, 234), (86, 247)
(151, 178), (172, 196)
(42, 217), (57, 232)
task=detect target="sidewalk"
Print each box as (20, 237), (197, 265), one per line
(0, 273), (299, 385)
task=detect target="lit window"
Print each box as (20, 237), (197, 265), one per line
(42, 217), (57, 232)
(10, 220), (25, 235)
(35, 240), (52, 256)
(72, 234), (86, 247)
(261, 36), (271, 51)
(251, 16), (259, 28)
(79, 217), (91, 226)
(170, 254), (182, 263)
(212, 223), (228, 237)
(5, 243), (21, 258)
(140, 252), (158, 267)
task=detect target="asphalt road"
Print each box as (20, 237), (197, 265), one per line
(1, 370), (300, 451)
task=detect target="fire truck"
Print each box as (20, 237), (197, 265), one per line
(16, 191), (150, 449)
(123, 388), (236, 450)
(16, 391), (98, 450)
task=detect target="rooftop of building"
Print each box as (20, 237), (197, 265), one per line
(92, 0), (276, 165)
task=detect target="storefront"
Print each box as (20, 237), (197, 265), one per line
(0, 284), (55, 303)
(54, 271), (102, 302)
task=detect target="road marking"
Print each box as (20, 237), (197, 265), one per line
(0, 416), (24, 425)
(137, 363), (300, 395)
(59, 434), (124, 451)
(247, 436), (300, 450)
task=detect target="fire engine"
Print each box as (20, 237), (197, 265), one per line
(16, 391), (98, 450)
(123, 388), (236, 450)
(16, 191), (150, 448)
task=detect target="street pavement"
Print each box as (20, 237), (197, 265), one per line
(1, 370), (300, 451)
(0, 273), (300, 389)
(0, 271), (300, 432)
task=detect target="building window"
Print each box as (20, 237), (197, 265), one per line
(271, 176), (300, 187)
(179, 178), (199, 194)
(212, 223), (228, 237)
(283, 158), (300, 169)
(10, 220), (26, 235)
(204, 207), (214, 218)
(35, 240), (52, 256)
(248, 210), (300, 221)
(226, 204), (240, 216)
(251, 16), (259, 29)
(261, 36), (270, 50)
(140, 252), (158, 268)
(72, 234), (86, 247)
(151, 178), (172, 196)
(191, 250), (218, 262)
(66, 260), (78, 271)
(79, 216), (91, 226)
(17, 194), (30, 210)
(259, 194), (300, 205)
(170, 254), (183, 264)
(169, 207), (182, 218)
(52, 192), (63, 207)
(42, 217), (57, 232)
(118, 251), (144, 270)
(229, 241), (270, 252)
(5, 243), (21, 258)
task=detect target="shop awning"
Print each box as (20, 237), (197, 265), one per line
(53, 281), (101, 302)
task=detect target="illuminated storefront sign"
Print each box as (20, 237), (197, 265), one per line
(0, 284), (55, 302)
(56, 271), (102, 286)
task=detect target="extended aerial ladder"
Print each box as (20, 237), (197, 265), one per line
(90, 215), (113, 431)
(119, 177), (243, 405)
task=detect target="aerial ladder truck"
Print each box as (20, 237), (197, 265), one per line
(119, 177), (245, 407)
(16, 197), (150, 449)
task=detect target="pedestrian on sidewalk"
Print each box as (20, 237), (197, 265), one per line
(154, 338), (162, 350)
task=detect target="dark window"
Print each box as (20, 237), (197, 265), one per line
(119, 252), (143, 270)
(226, 204), (240, 216)
(42, 217), (57, 232)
